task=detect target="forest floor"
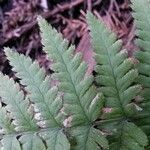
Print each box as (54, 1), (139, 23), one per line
(0, 0), (135, 76)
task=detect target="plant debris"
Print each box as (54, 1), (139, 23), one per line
(0, 0), (135, 75)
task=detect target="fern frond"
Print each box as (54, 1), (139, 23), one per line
(2, 135), (21, 150)
(38, 16), (108, 149)
(1, 130), (70, 150)
(131, 0), (150, 98)
(19, 134), (46, 150)
(38, 17), (104, 127)
(1, 6), (149, 148)
(87, 12), (149, 149)
(131, 0), (150, 141)
(0, 73), (37, 132)
(5, 48), (63, 128)
(0, 54), (70, 150)
(70, 125), (108, 150)
(87, 12), (141, 118)
(40, 129), (70, 150)
(108, 121), (148, 149)
(0, 74), (48, 149)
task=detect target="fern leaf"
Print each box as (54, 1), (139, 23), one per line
(0, 53), (70, 149)
(87, 12), (149, 149)
(38, 16), (108, 149)
(0, 73), (37, 131)
(131, 0), (150, 97)
(71, 125), (108, 150)
(38, 16), (104, 127)
(87, 12), (141, 118)
(1, 129), (70, 150)
(40, 129), (70, 150)
(19, 134), (46, 150)
(2, 134), (46, 150)
(131, 0), (150, 141)
(109, 121), (148, 150)
(0, 74), (49, 149)
(2, 135), (21, 150)
(5, 48), (63, 128)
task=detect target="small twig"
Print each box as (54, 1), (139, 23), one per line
(93, 10), (103, 21)
(44, 0), (84, 18)
(93, 0), (102, 6)
(87, 0), (92, 11)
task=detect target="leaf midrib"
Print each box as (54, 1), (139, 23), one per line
(19, 58), (60, 127)
(100, 33), (126, 116)
(49, 38), (91, 123)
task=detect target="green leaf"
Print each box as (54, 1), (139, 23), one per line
(110, 122), (148, 150)
(0, 49), (71, 149)
(20, 134), (46, 150)
(131, 0), (150, 139)
(71, 126), (108, 150)
(38, 16), (104, 127)
(40, 129), (70, 150)
(131, 0), (150, 101)
(5, 48), (63, 128)
(1, 135), (21, 150)
(1, 129), (70, 150)
(87, 12), (141, 118)
(0, 73), (37, 132)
